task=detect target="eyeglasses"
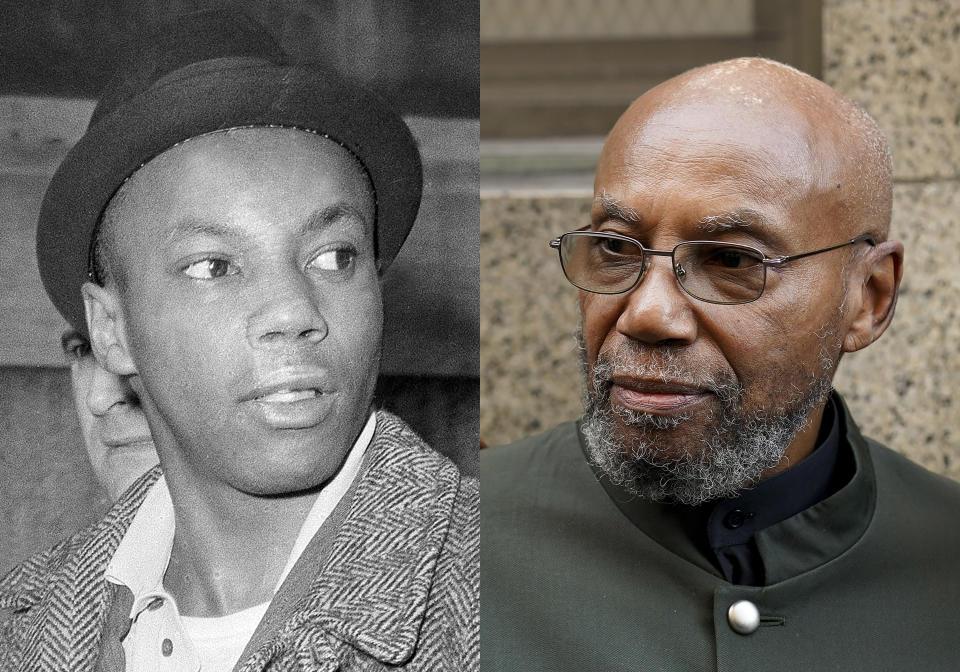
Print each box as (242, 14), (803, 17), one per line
(548, 231), (876, 305)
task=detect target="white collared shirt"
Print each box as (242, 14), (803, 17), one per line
(104, 413), (377, 672)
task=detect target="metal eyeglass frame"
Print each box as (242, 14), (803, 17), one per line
(548, 231), (877, 305)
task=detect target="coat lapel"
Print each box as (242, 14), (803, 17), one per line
(4, 467), (162, 672)
(240, 411), (462, 669)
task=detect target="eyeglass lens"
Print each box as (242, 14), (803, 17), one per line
(558, 233), (767, 304)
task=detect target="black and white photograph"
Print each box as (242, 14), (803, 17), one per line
(0, 1), (477, 669)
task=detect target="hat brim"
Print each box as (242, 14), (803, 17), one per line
(37, 58), (422, 337)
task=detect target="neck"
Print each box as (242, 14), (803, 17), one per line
(161, 469), (318, 617)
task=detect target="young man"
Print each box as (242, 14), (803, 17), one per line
(1, 12), (477, 672)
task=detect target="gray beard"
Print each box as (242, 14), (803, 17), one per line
(579, 329), (838, 506)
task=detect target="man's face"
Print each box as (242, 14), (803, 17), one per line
(97, 127), (381, 497)
(63, 332), (158, 501)
(580, 101), (856, 504)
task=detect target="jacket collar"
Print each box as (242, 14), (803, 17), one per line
(262, 410), (462, 666)
(0, 464), (162, 672)
(587, 392), (877, 585)
(753, 394), (876, 583)
(0, 465), (161, 615)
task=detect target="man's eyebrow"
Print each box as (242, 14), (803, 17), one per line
(594, 191), (642, 224)
(697, 209), (768, 233)
(164, 203), (371, 245)
(300, 202), (371, 236)
(165, 217), (244, 245)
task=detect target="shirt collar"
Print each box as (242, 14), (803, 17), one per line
(103, 474), (175, 617)
(104, 411), (377, 621)
(705, 392), (844, 549)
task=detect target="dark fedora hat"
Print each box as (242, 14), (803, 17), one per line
(37, 9), (422, 337)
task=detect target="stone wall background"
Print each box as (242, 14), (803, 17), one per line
(825, 0), (960, 478)
(480, 0), (960, 480)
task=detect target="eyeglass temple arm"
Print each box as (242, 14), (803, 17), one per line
(549, 238), (561, 248)
(765, 234), (876, 266)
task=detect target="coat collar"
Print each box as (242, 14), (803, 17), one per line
(750, 394), (876, 583)
(249, 410), (462, 667)
(587, 392), (877, 585)
(0, 463), (161, 672)
(0, 464), (160, 613)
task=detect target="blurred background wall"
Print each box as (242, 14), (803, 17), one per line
(480, 1), (960, 481)
(0, 0), (478, 574)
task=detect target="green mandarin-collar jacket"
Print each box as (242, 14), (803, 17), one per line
(0, 411), (478, 671)
(482, 395), (960, 671)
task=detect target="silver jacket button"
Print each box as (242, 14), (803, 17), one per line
(727, 600), (760, 635)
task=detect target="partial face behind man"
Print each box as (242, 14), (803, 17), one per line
(62, 330), (158, 501)
(83, 127), (381, 498)
(577, 59), (902, 504)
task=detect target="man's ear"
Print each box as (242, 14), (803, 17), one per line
(842, 240), (904, 353)
(81, 281), (137, 376)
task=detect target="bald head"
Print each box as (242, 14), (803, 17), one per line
(600, 57), (892, 240)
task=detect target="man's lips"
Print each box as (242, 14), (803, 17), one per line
(609, 376), (711, 414)
(241, 367), (332, 401)
(241, 366), (337, 429)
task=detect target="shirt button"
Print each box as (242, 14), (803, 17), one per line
(161, 638), (173, 656)
(727, 600), (760, 635)
(723, 508), (751, 529)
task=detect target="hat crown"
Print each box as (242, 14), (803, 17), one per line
(91, 9), (285, 128)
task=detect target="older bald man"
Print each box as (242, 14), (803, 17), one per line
(482, 57), (960, 670)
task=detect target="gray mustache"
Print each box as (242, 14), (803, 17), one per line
(590, 347), (740, 400)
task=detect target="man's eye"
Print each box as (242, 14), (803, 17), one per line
(704, 248), (758, 269)
(308, 247), (356, 272)
(183, 258), (237, 279)
(61, 333), (89, 359)
(600, 238), (626, 254)
(596, 237), (641, 257)
(63, 339), (90, 361)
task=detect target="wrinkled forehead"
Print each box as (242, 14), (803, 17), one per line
(601, 95), (824, 187)
(594, 96), (847, 242)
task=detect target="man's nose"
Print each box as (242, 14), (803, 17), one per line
(246, 272), (328, 348)
(615, 257), (698, 346)
(87, 364), (135, 417)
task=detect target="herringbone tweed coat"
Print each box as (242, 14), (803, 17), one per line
(0, 411), (478, 671)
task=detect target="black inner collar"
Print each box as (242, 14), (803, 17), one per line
(700, 392), (849, 584)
